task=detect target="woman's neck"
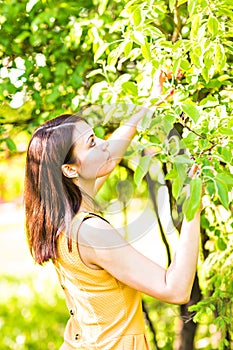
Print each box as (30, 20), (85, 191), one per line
(77, 178), (97, 213)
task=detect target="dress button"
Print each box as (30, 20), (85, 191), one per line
(70, 309), (74, 316)
(75, 333), (79, 340)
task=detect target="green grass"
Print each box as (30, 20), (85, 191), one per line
(0, 273), (68, 350)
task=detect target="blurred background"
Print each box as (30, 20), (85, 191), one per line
(1, 0), (233, 349)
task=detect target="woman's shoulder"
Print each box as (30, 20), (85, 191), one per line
(75, 212), (124, 250)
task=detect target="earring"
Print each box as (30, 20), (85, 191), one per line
(76, 173), (79, 180)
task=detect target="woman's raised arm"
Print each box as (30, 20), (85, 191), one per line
(95, 71), (174, 193)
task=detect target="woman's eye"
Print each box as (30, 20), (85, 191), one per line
(90, 138), (96, 147)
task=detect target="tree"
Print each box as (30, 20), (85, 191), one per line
(1, 0), (233, 348)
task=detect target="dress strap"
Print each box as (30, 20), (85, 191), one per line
(71, 211), (109, 241)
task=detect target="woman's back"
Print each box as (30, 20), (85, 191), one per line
(54, 212), (150, 349)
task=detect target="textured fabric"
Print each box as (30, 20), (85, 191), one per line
(54, 212), (151, 349)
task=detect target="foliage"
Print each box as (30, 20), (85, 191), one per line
(0, 154), (26, 201)
(143, 294), (179, 349)
(1, 0), (233, 348)
(0, 273), (68, 350)
(189, 209), (233, 350)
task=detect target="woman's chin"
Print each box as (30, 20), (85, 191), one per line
(97, 159), (115, 177)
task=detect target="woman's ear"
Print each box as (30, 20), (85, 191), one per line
(61, 164), (79, 178)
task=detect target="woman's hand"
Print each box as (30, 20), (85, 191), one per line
(187, 164), (201, 179)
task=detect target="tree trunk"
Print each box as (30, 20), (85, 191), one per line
(178, 274), (202, 350)
(161, 156), (202, 350)
(144, 147), (202, 350)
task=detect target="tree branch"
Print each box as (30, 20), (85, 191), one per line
(172, 0), (182, 43)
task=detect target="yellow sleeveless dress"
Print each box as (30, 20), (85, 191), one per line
(54, 212), (151, 349)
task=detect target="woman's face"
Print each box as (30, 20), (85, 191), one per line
(70, 121), (114, 180)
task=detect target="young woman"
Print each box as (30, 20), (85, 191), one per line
(25, 82), (201, 349)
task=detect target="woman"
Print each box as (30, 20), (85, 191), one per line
(25, 106), (201, 349)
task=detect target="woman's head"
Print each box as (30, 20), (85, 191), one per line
(25, 113), (85, 264)
(25, 112), (114, 264)
(61, 120), (113, 181)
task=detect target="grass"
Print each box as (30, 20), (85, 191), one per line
(0, 273), (68, 350)
(0, 203), (68, 349)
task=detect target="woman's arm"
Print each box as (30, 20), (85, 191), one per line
(94, 109), (144, 192)
(78, 209), (200, 305)
(95, 72), (174, 192)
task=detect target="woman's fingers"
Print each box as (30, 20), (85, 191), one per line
(187, 164), (201, 178)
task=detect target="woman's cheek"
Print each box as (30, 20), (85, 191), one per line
(80, 152), (105, 179)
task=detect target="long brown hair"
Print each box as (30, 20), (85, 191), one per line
(25, 113), (84, 264)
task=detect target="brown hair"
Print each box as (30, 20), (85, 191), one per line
(25, 113), (84, 264)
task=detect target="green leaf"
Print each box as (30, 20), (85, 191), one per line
(207, 16), (219, 36)
(169, 0), (176, 12)
(199, 95), (219, 108)
(218, 74), (231, 82)
(134, 155), (151, 187)
(55, 62), (68, 78)
(206, 181), (215, 196)
(127, 48), (141, 61)
(122, 81), (138, 95)
(132, 7), (142, 26)
(131, 30), (145, 45)
(201, 215), (209, 229)
(183, 178), (202, 221)
(178, 0), (187, 5)
(107, 42), (126, 66)
(220, 146), (232, 163)
(216, 237), (227, 251)
(94, 126), (105, 139)
(203, 45), (215, 70)
(5, 138), (17, 151)
(141, 41), (151, 60)
(86, 69), (104, 78)
(173, 154), (193, 164)
(201, 67), (210, 83)
(123, 40), (133, 58)
(107, 48), (120, 67)
(180, 58), (190, 70)
(46, 86), (60, 103)
(114, 74), (131, 86)
(216, 173), (233, 186)
(89, 81), (108, 103)
(94, 43), (110, 62)
(188, 0), (198, 15)
(214, 44), (226, 72)
(98, 0), (109, 15)
(219, 127), (233, 136)
(172, 162), (186, 199)
(181, 103), (200, 123)
(215, 178), (229, 210)
(190, 14), (201, 39)
(190, 52), (202, 68)
(116, 180), (134, 203)
(14, 31), (30, 44)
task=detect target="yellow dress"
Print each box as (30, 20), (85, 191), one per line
(54, 212), (151, 349)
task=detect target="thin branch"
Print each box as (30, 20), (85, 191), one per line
(183, 124), (215, 145)
(172, 0), (182, 43)
(199, 143), (218, 156)
(142, 300), (160, 350)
